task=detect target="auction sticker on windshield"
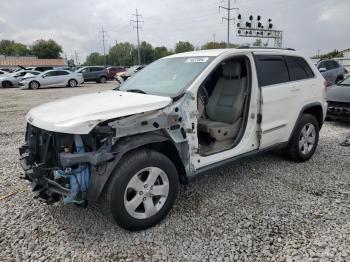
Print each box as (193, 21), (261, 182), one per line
(185, 57), (209, 63)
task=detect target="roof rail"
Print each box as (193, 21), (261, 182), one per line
(237, 46), (296, 51)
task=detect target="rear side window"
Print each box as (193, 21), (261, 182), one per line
(255, 55), (289, 86)
(55, 71), (69, 76)
(285, 56), (314, 81)
(91, 67), (104, 72)
(329, 61), (339, 69)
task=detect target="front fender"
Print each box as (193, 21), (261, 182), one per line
(86, 132), (170, 202)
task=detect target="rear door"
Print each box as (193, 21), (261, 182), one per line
(254, 54), (298, 148)
(55, 70), (70, 86)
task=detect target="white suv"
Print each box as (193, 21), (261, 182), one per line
(19, 48), (327, 231)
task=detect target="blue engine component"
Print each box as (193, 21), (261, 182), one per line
(54, 135), (91, 204)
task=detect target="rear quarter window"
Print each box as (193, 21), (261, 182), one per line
(255, 55), (289, 87)
(285, 56), (314, 81)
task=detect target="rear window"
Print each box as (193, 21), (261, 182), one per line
(91, 67), (104, 72)
(55, 71), (69, 76)
(255, 55), (289, 86)
(285, 56), (314, 81)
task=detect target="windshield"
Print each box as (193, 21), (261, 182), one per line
(119, 57), (213, 97)
(76, 67), (85, 73)
(339, 77), (350, 86)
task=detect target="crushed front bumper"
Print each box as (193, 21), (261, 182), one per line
(327, 101), (350, 121)
(19, 124), (116, 204)
(19, 144), (68, 203)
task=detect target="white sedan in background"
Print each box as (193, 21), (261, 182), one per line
(19, 70), (84, 89)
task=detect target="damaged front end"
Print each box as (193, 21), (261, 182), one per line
(19, 124), (115, 205)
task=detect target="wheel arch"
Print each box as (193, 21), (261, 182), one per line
(302, 103), (324, 129)
(2, 80), (13, 88)
(29, 80), (40, 89)
(67, 78), (78, 86)
(288, 102), (324, 142)
(87, 132), (187, 202)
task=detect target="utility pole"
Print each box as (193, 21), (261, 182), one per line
(212, 33), (216, 42)
(131, 9), (144, 65)
(219, 0), (239, 48)
(99, 27), (107, 66)
(74, 50), (79, 65)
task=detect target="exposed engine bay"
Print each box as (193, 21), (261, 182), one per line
(19, 123), (115, 204)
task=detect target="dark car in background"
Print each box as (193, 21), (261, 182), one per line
(107, 66), (126, 80)
(76, 66), (108, 83)
(327, 77), (350, 121)
(317, 59), (344, 85)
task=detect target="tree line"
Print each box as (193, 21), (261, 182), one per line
(85, 41), (241, 66)
(0, 39), (62, 59)
(0, 37), (267, 66)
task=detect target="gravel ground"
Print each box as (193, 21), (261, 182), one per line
(0, 83), (349, 261)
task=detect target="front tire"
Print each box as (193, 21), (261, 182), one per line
(100, 149), (179, 231)
(284, 114), (319, 162)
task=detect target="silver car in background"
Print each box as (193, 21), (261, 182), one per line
(317, 59), (345, 85)
(0, 70), (41, 88)
(19, 70), (84, 89)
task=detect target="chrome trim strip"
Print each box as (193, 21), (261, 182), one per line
(262, 124), (287, 134)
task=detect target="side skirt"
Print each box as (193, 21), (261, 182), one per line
(188, 142), (288, 181)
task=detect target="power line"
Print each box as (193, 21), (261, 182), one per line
(99, 26), (108, 66)
(131, 9), (144, 65)
(219, 0), (239, 48)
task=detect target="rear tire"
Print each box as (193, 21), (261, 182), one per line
(1, 81), (12, 88)
(100, 149), (179, 231)
(29, 81), (40, 90)
(68, 79), (78, 87)
(284, 114), (319, 162)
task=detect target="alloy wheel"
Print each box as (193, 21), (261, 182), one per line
(69, 79), (77, 87)
(299, 123), (316, 155)
(124, 167), (169, 219)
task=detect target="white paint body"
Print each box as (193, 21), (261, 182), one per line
(25, 48), (327, 172)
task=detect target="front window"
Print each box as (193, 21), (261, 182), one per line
(119, 57), (214, 97)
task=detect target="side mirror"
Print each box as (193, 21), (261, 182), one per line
(319, 67), (327, 73)
(41, 75), (46, 78)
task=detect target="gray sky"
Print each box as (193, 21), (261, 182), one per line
(0, 0), (349, 62)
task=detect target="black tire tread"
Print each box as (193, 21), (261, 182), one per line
(99, 149), (179, 231)
(284, 113), (319, 162)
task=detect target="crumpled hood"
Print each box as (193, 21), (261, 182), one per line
(26, 90), (172, 134)
(327, 85), (350, 103)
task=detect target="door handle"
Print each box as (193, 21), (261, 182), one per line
(290, 86), (301, 92)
